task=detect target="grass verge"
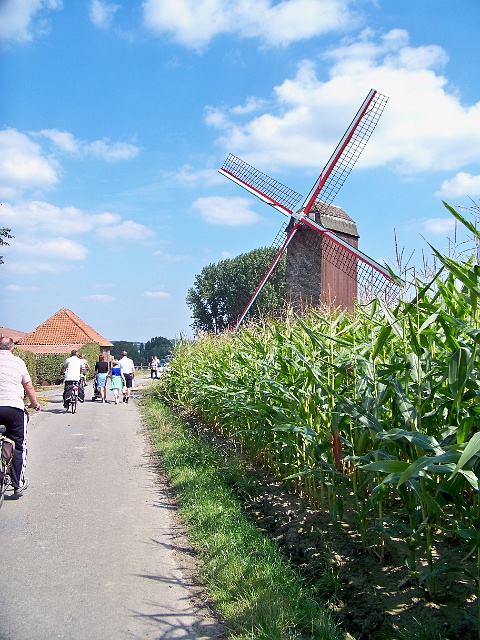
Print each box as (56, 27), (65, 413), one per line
(143, 393), (346, 640)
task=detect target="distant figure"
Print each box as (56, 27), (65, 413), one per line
(61, 349), (85, 408)
(150, 356), (159, 379)
(78, 351), (91, 386)
(109, 360), (125, 405)
(94, 354), (109, 403)
(0, 336), (41, 498)
(118, 350), (135, 403)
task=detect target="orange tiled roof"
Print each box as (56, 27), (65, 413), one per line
(22, 308), (113, 348)
(0, 326), (28, 343)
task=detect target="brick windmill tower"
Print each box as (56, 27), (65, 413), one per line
(219, 89), (395, 330)
(286, 202), (360, 311)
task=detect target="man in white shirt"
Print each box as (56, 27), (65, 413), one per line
(61, 349), (84, 408)
(118, 350), (135, 403)
(0, 336), (41, 498)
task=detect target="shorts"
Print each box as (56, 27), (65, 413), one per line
(95, 373), (108, 387)
(123, 373), (133, 388)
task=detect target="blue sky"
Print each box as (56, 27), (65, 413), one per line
(1, 0), (480, 342)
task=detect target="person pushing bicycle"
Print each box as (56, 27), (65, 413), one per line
(0, 336), (41, 499)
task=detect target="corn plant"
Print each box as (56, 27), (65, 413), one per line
(156, 203), (480, 633)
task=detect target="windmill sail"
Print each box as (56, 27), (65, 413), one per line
(302, 89), (388, 216)
(219, 89), (396, 330)
(219, 154), (303, 216)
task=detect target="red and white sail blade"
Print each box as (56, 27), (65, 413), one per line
(219, 154), (303, 216)
(233, 221), (302, 332)
(301, 90), (388, 217)
(295, 212), (394, 283)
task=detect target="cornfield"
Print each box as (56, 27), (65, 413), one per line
(159, 204), (480, 633)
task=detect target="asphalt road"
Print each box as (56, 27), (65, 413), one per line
(0, 378), (222, 640)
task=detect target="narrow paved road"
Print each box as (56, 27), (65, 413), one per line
(0, 377), (222, 640)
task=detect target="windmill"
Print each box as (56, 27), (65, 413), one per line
(218, 89), (397, 331)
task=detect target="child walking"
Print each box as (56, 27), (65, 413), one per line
(109, 360), (125, 404)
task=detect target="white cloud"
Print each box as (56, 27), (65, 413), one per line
(86, 138), (140, 161)
(82, 294), (116, 302)
(0, 129), (59, 199)
(153, 250), (189, 263)
(0, 0), (63, 43)
(436, 173), (480, 198)
(4, 284), (39, 291)
(142, 291), (170, 298)
(6, 260), (61, 275)
(89, 0), (120, 29)
(1, 201), (91, 235)
(143, 0), (354, 52)
(0, 200), (155, 274)
(230, 96), (268, 116)
(0, 128), (140, 199)
(206, 29), (480, 178)
(36, 129), (79, 153)
(3, 235), (87, 275)
(1, 201), (154, 241)
(36, 129), (140, 161)
(192, 196), (262, 226)
(15, 237), (88, 260)
(97, 219), (155, 240)
(422, 218), (457, 236)
(174, 164), (224, 187)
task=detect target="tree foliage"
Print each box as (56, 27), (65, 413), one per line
(111, 341), (143, 364)
(186, 247), (286, 333)
(111, 338), (173, 364)
(0, 227), (14, 265)
(143, 336), (173, 362)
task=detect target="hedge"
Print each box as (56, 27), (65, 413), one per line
(15, 342), (101, 386)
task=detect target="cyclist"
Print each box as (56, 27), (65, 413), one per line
(61, 349), (84, 409)
(78, 351), (90, 389)
(0, 336), (41, 499)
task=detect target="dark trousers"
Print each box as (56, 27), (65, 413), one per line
(0, 406), (28, 489)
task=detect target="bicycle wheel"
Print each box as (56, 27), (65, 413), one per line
(71, 392), (77, 414)
(0, 436), (14, 509)
(0, 458), (6, 508)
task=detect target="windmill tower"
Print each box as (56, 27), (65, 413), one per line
(219, 89), (396, 330)
(286, 202), (360, 310)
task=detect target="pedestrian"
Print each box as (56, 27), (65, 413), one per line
(0, 336), (41, 498)
(150, 355), (159, 379)
(118, 350), (135, 403)
(94, 354), (109, 403)
(109, 360), (125, 404)
(61, 349), (85, 408)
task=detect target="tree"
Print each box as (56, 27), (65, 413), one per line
(186, 247), (286, 333)
(0, 227), (13, 265)
(111, 341), (143, 364)
(144, 336), (173, 362)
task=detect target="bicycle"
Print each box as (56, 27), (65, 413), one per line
(0, 425), (15, 509)
(65, 382), (79, 414)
